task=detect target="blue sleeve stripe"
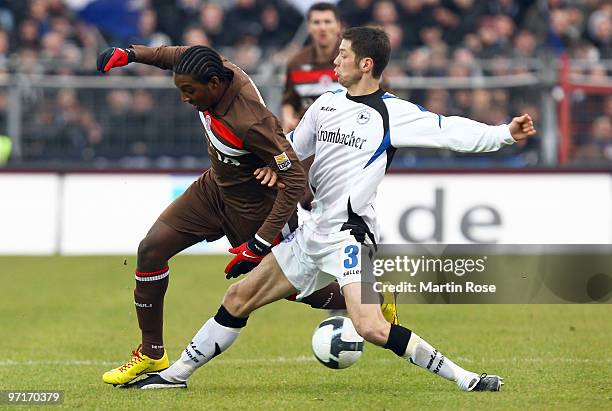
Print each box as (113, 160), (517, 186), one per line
(288, 130), (294, 142)
(364, 130), (391, 168)
(416, 103), (442, 127)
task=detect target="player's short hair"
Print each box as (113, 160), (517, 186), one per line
(342, 27), (390, 79)
(173, 45), (234, 84)
(307, 2), (339, 21)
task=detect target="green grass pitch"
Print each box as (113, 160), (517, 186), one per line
(1, 256), (610, 410)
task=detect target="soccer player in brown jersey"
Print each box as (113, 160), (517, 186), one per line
(96, 45), (353, 386)
(282, 2), (342, 133)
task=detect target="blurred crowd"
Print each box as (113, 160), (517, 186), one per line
(0, 0), (609, 167)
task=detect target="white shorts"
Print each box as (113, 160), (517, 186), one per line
(272, 224), (362, 300)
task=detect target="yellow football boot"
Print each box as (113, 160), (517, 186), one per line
(381, 291), (400, 325)
(102, 345), (169, 386)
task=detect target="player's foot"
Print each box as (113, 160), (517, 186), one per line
(458, 372), (504, 392)
(121, 373), (187, 389)
(102, 345), (169, 386)
(471, 373), (504, 391)
(380, 291), (399, 325)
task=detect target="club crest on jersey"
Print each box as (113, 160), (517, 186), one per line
(274, 152), (292, 171)
(357, 110), (371, 125)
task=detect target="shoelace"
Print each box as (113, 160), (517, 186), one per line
(118, 348), (144, 372)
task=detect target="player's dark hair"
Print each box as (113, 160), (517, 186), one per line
(307, 2), (339, 21)
(342, 27), (390, 79)
(173, 45), (234, 84)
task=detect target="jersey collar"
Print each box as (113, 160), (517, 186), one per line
(346, 88), (385, 103)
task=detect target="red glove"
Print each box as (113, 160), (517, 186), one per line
(97, 47), (135, 73)
(224, 238), (270, 279)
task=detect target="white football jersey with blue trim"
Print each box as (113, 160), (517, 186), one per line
(287, 88), (515, 239)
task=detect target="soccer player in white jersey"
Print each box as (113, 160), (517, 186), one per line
(126, 27), (536, 391)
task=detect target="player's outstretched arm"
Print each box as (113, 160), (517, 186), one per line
(97, 45), (190, 73)
(508, 113), (537, 141)
(390, 103), (537, 153)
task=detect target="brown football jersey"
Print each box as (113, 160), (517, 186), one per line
(131, 45), (306, 244)
(282, 43), (341, 118)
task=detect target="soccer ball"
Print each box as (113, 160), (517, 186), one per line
(311, 316), (364, 369)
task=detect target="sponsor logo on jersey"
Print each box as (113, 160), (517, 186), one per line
(317, 125), (368, 149)
(208, 141), (242, 166)
(274, 151), (292, 171)
(320, 106), (336, 112)
(357, 109), (371, 125)
(282, 232), (296, 243)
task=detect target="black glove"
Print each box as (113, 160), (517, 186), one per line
(224, 237), (271, 279)
(97, 47), (136, 73)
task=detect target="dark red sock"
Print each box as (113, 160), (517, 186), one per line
(134, 266), (169, 359)
(299, 282), (346, 310)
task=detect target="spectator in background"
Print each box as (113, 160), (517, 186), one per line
(0, 0), (14, 32)
(396, 0), (433, 47)
(372, 1), (399, 26)
(477, 17), (511, 58)
(259, 3), (293, 50)
(0, 29), (9, 67)
(150, 0), (201, 43)
(199, 3), (229, 49)
(17, 47), (43, 76)
(182, 25), (209, 47)
(17, 19), (40, 50)
(573, 116), (612, 165)
(101, 90), (133, 157)
(132, 8), (171, 47)
(423, 89), (450, 115)
(28, 0), (50, 36)
(127, 90), (158, 156)
(587, 3), (611, 58)
(405, 48), (430, 76)
(338, 0), (374, 27)
(231, 29), (262, 73)
(225, 0), (262, 45)
(512, 29), (538, 57)
(383, 23), (405, 58)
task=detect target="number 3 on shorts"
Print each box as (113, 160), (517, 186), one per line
(343, 245), (359, 269)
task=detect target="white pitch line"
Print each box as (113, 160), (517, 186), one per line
(0, 356), (315, 367)
(0, 356), (609, 367)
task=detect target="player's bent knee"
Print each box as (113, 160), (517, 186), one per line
(137, 237), (165, 268)
(351, 317), (389, 345)
(222, 281), (253, 318)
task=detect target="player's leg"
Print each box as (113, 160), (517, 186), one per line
(103, 172), (224, 385)
(342, 283), (503, 391)
(134, 218), (202, 359)
(223, 200), (347, 311)
(102, 218), (202, 385)
(131, 252), (297, 387)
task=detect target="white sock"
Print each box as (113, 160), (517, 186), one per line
(160, 318), (241, 383)
(404, 333), (478, 390)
